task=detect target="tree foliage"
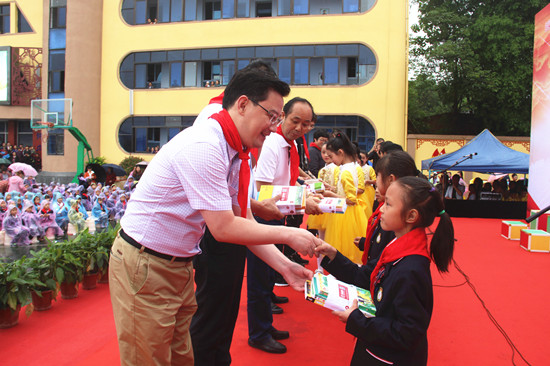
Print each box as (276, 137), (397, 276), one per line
(409, 0), (548, 136)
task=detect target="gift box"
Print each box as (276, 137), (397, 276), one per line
(305, 273), (376, 317)
(257, 185), (306, 215)
(318, 197), (347, 214)
(501, 220), (528, 240)
(528, 210), (550, 232)
(519, 229), (550, 253)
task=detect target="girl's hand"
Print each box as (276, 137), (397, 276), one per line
(345, 198), (356, 206)
(315, 241), (337, 261)
(332, 299), (358, 323)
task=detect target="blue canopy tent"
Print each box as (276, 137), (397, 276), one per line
(421, 129), (529, 174)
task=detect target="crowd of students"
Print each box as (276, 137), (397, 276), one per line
(0, 143), (41, 171)
(436, 171), (528, 201)
(0, 177), (135, 245)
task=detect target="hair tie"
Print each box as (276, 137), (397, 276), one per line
(429, 187), (436, 192)
(438, 209), (446, 216)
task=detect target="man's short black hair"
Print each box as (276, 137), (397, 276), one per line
(379, 141), (403, 154)
(222, 69), (290, 109)
(313, 129), (329, 140)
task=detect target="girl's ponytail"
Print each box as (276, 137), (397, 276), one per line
(395, 177), (455, 272)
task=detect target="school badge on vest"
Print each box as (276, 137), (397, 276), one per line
(376, 287), (383, 302)
(376, 233), (381, 243)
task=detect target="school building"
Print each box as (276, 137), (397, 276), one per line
(0, 0), (409, 181)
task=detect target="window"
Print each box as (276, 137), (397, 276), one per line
(205, 0), (221, 20)
(0, 120), (7, 144)
(170, 62), (182, 87)
(119, 44), (377, 89)
(17, 121), (33, 147)
(256, 1), (272, 17)
(294, 58), (309, 84)
(343, 0), (359, 13)
(50, 6), (66, 29)
(237, 0), (250, 17)
(47, 129), (64, 155)
(0, 5), (10, 34)
(49, 51), (65, 93)
(293, 0), (308, 15)
(17, 7), (32, 33)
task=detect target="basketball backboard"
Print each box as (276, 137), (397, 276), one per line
(31, 98), (73, 129)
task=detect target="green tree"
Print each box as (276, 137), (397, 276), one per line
(410, 0), (547, 136)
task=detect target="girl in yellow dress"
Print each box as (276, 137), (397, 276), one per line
(361, 162), (376, 219)
(323, 132), (368, 264)
(307, 144), (336, 240)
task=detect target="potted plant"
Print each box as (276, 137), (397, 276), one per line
(50, 239), (85, 299)
(27, 248), (59, 311)
(74, 230), (109, 290)
(0, 257), (44, 328)
(96, 222), (120, 284)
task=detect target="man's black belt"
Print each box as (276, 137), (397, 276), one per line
(119, 228), (193, 262)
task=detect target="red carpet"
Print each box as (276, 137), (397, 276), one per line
(1, 218), (549, 365)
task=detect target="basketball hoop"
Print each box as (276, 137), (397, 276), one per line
(36, 121), (55, 143)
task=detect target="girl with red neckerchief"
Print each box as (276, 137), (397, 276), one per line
(316, 177), (454, 365)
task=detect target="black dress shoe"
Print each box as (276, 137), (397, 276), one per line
(248, 337), (287, 354)
(269, 328), (289, 340)
(271, 302), (283, 314)
(271, 294), (289, 304)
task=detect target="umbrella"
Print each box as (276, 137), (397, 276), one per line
(8, 162), (38, 177)
(84, 163), (106, 184)
(102, 163), (126, 177)
(0, 158), (11, 165)
(136, 161), (148, 167)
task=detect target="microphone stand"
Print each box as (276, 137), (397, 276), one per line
(431, 153), (476, 196)
(525, 204), (550, 223)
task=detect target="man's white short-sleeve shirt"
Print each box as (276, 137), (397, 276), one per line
(254, 133), (293, 186)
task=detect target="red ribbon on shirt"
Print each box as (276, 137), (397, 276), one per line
(211, 109), (250, 218)
(277, 125), (299, 185)
(361, 204), (382, 265)
(302, 136), (310, 160)
(370, 227), (430, 297)
(209, 92), (224, 105)
(309, 141), (321, 151)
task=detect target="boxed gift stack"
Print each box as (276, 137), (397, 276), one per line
(305, 273), (376, 318)
(318, 197), (347, 214)
(519, 229), (550, 253)
(501, 220), (528, 240)
(257, 185), (306, 215)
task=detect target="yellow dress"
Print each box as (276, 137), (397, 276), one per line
(307, 163), (336, 231)
(361, 164), (376, 220)
(324, 162), (368, 264)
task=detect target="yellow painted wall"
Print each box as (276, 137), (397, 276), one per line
(0, 0), (43, 47)
(99, 0), (409, 164)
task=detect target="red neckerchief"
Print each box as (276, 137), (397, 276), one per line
(41, 208), (52, 215)
(276, 125), (299, 185)
(209, 92), (224, 105)
(361, 204), (383, 265)
(211, 109), (250, 218)
(302, 136), (310, 160)
(309, 141), (321, 151)
(370, 227), (430, 297)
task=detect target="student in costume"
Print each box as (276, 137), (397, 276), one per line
(38, 200), (64, 238)
(3, 203), (31, 245)
(21, 200), (45, 241)
(92, 193), (110, 232)
(68, 198), (86, 233)
(52, 193), (69, 232)
(316, 177), (455, 366)
(322, 132), (367, 264)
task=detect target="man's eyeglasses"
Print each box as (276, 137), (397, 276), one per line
(250, 99), (283, 126)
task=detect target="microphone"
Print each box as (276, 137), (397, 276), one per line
(462, 152), (478, 158)
(526, 204), (550, 223)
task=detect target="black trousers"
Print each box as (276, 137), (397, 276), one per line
(190, 227), (247, 366)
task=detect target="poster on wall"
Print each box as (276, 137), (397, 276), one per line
(0, 46), (10, 105)
(529, 4), (550, 211)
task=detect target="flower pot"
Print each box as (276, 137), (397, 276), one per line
(0, 305), (21, 329)
(60, 281), (79, 299)
(31, 290), (53, 311)
(98, 267), (109, 284)
(82, 272), (98, 290)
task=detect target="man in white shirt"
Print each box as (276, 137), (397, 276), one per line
(110, 67), (321, 366)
